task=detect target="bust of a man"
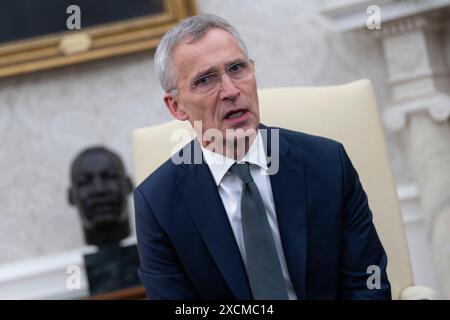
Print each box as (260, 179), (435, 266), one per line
(68, 146), (132, 247)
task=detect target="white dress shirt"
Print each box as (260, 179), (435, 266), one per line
(200, 131), (298, 300)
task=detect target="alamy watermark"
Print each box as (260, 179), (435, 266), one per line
(366, 265), (381, 290)
(66, 5), (81, 30)
(366, 5), (381, 30)
(66, 264), (81, 290)
(169, 122), (280, 175)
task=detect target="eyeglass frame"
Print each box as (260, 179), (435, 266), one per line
(169, 58), (255, 96)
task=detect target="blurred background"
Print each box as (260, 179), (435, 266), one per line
(0, 0), (449, 299)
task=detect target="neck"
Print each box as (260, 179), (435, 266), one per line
(83, 218), (130, 247)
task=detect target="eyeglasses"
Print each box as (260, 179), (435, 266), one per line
(172, 59), (255, 95)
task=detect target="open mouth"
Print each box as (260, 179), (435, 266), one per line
(224, 109), (248, 121)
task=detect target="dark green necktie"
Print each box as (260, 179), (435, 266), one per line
(229, 162), (288, 300)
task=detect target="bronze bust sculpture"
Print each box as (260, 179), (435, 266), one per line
(68, 146), (132, 247)
(68, 146), (141, 295)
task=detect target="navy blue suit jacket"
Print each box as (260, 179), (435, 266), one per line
(134, 125), (391, 299)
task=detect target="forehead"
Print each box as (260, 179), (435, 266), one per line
(75, 153), (119, 173)
(172, 28), (246, 80)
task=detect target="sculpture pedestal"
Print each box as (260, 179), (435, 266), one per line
(84, 243), (141, 296)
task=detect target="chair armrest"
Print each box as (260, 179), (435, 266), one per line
(400, 286), (438, 300)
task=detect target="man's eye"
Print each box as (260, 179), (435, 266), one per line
(103, 172), (118, 180)
(193, 74), (216, 88)
(228, 62), (245, 74)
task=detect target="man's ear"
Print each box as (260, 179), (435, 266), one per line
(68, 188), (75, 205)
(163, 93), (188, 121)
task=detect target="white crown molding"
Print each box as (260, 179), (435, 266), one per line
(320, 0), (450, 32)
(383, 93), (450, 131)
(386, 69), (450, 86)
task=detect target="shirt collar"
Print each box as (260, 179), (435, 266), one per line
(200, 130), (269, 186)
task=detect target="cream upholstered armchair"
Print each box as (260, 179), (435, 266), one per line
(132, 79), (436, 300)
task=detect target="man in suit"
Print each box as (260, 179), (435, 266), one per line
(134, 14), (391, 300)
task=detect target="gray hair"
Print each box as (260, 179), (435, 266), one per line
(154, 14), (249, 93)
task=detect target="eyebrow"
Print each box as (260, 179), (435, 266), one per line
(191, 66), (216, 83)
(191, 58), (245, 83)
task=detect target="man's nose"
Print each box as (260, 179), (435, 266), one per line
(92, 176), (105, 191)
(219, 73), (240, 100)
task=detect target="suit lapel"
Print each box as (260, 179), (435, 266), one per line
(262, 125), (308, 299)
(176, 141), (252, 299)
(176, 127), (308, 300)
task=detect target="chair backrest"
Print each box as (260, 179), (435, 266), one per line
(132, 79), (413, 299)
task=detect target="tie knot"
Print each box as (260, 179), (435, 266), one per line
(229, 162), (253, 184)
